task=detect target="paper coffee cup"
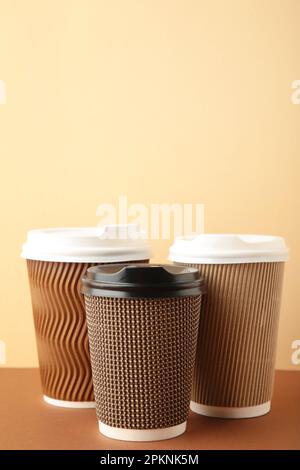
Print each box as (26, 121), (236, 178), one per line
(21, 225), (151, 408)
(82, 264), (205, 441)
(169, 234), (288, 418)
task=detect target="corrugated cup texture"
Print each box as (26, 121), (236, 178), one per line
(27, 259), (148, 402)
(178, 262), (284, 407)
(84, 295), (202, 429)
(27, 260), (96, 401)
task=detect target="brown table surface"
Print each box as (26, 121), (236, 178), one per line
(0, 369), (299, 450)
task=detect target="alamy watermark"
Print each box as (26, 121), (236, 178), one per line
(0, 340), (6, 364)
(0, 80), (6, 105)
(291, 80), (300, 105)
(96, 196), (204, 240)
(291, 339), (300, 365)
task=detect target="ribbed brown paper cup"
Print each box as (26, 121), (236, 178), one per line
(21, 226), (151, 408)
(82, 264), (205, 441)
(169, 234), (288, 419)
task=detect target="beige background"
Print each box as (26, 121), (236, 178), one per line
(0, 0), (299, 369)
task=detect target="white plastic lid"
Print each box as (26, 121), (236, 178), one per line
(168, 234), (288, 264)
(21, 224), (151, 263)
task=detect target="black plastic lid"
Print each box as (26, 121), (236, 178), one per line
(81, 263), (205, 298)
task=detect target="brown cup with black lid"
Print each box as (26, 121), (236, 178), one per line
(82, 263), (205, 441)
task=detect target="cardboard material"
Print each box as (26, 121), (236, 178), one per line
(26, 259), (148, 404)
(27, 260), (96, 403)
(179, 262), (285, 414)
(84, 295), (202, 438)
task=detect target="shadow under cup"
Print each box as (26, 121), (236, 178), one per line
(22, 226), (151, 408)
(26, 259), (97, 406)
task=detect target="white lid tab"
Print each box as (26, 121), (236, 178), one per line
(169, 234), (288, 264)
(21, 225), (151, 263)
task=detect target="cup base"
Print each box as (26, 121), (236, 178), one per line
(190, 401), (271, 419)
(99, 421), (187, 442)
(43, 395), (95, 409)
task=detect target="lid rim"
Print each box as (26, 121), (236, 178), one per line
(23, 254), (151, 263)
(169, 234), (288, 264)
(169, 254), (289, 264)
(81, 263), (205, 298)
(21, 226), (151, 262)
